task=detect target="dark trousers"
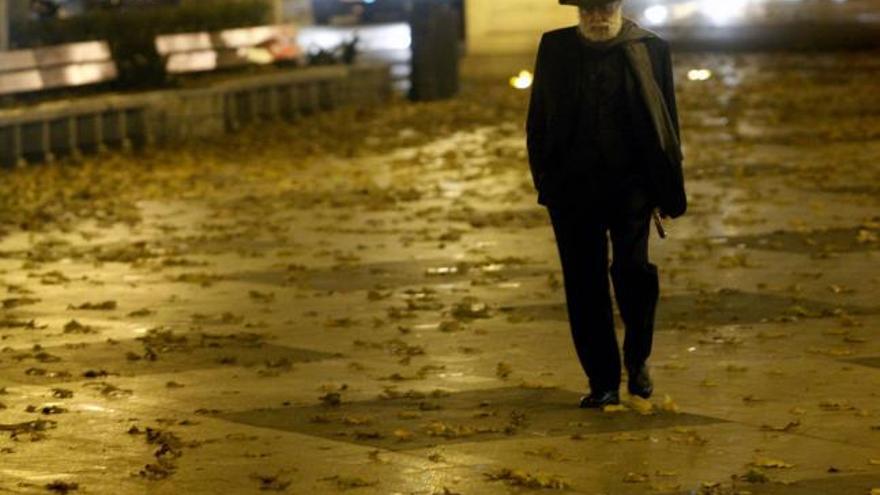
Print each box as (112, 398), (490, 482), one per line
(547, 196), (659, 393)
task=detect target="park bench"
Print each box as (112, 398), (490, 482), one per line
(0, 40), (117, 96)
(0, 26), (391, 168)
(0, 40), (144, 167)
(155, 24), (357, 130)
(0, 93), (150, 167)
(155, 24), (302, 74)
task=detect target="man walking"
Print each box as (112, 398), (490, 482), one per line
(526, 0), (687, 408)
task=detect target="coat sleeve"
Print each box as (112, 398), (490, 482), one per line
(526, 34), (549, 191)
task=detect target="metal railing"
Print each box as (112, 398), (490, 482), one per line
(0, 63), (391, 168)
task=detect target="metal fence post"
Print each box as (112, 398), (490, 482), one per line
(11, 123), (24, 167)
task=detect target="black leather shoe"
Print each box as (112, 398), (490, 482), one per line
(579, 390), (620, 409)
(627, 364), (653, 399)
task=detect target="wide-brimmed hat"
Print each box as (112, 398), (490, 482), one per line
(558, 0), (621, 7)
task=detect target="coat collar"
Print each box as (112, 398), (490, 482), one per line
(560, 19), (656, 106)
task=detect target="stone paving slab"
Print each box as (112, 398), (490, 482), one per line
(713, 226), (880, 254)
(845, 356), (880, 370)
(0, 50), (879, 494)
(674, 474), (880, 495)
(0, 334), (337, 386)
(218, 386), (725, 451)
(498, 291), (878, 327)
(235, 257), (552, 292)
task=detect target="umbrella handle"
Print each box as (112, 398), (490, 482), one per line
(652, 210), (667, 239)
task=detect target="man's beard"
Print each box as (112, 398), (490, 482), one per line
(578, 10), (623, 42)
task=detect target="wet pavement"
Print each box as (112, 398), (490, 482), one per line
(0, 50), (879, 494)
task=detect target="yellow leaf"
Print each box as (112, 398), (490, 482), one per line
(610, 432), (649, 442)
(629, 396), (654, 415)
(623, 472), (649, 483)
(602, 404), (627, 413)
(751, 457), (794, 469)
(496, 362), (513, 379)
(660, 395), (681, 414)
(393, 428), (415, 441)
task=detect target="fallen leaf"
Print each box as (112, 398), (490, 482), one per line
(751, 457), (794, 469)
(660, 395), (681, 414)
(484, 468), (569, 490)
(68, 301), (117, 311)
(602, 404), (627, 413)
(320, 475), (378, 490)
(496, 362), (513, 379)
(760, 420), (800, 432)
(623, 472), (650, 483)
(45, 481), (79, 494)
(2, 297), (40, 309)
(629, 396), (654, 415)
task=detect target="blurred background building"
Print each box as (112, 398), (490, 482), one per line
(2, 0), (879, 98)
(4, 1), (878, 55)
(466, 0), (880, 54)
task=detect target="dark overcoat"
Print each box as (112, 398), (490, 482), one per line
(526, 21), (687, 218)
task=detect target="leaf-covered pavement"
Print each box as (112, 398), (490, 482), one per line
(0, 51), (878, 494)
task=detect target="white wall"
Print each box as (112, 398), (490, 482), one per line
(465, 0), (578, 55)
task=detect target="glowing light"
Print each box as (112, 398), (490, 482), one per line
(700, 0), (749, 25)
(644, 5), (669, 25)
(79, 404), (112, 413)
(413, 323), (440, 330)
(687, 69), (713, 81)
(509, 70), (533, 90)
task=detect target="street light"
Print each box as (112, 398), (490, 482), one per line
(509, 70), (533, 90)
(643, 5), (668, 25)
(700, 0), (750, 25)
